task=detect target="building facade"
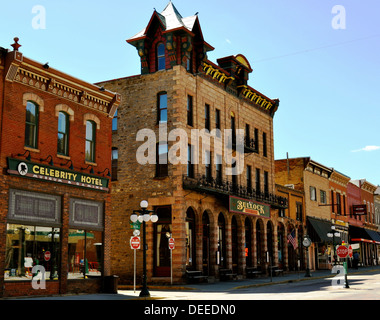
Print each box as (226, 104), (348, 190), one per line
(0, 38), (120, 297)
(99, 2), (288, 284)
(275, 157), (380, 270)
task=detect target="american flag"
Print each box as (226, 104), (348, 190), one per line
(288, 229), (298, 249)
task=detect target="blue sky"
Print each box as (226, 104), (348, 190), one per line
(1, 0), (379, 186)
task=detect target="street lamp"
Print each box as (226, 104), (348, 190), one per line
(327, 225), (340, 266)
(302, 235), (312, 277)
(130, 200), (158, 297)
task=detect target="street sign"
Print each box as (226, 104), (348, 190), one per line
(336, 245), (349, 258)
(44, 251), (51, 261)
(130, 221), (141, 230)
(348, 245), (353, 258)
(130, 236), (140, 250)
(168, 238), (175, 250)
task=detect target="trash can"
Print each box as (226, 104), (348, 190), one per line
(103, 275), (119, 293)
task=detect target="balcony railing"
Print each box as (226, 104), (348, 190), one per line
(183, 174), (287, 209)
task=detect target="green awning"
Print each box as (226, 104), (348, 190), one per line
(307, 217), (333, 243)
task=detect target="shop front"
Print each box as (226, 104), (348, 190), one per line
(1, 158), (109, 297)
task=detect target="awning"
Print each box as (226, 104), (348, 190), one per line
(307, 217), (333, 243)
(349, 226), (380, 245)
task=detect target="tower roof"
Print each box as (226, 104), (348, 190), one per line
(127, 1), (204, 45)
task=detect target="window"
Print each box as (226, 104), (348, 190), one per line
(245, 124), (250, 146)
(68, 199), (104, 279)
(246, 165), (252, 190)
(255, 168), (261, 193)
(205, 104), (210, 131)
(216, 154), (222, 184)
(215, 109), (221, 137)
(296, 202), (303, 221)
(111, 147), (118, 181)
(263, 132), (267, 157)
(25, 101), (39, 148)
(320, 190), (327, 204)
(310, 186), (317, 201)
(264, 171), (269, 195)
(187, 95), (193, 126)
(254, 128), (259, 153)
(112, 108), (118, 131)
(85, 120), (96, 162)
(158, 92), (168, 123)
(157, 43), (166, 71)
(331, 191), (335, 212)
(68, 229), (103, 279)
(5, 224), (60, 281)
(336, 193), (342, 215)
(156, 143), (168, 177)
(187, 144), (194, 178)
(57, 111), (69, 156)
(231, 113), (236, 146)
(205, 150), (211, 181)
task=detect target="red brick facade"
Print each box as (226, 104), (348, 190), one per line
(0, 39), (120, 297)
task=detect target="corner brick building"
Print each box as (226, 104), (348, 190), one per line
(0, 38), (120, 297)
(99, 2), (288, 284)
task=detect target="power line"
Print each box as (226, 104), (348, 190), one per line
(253, 34), (380, 63)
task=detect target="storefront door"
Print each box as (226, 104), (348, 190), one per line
(153, 206), (171, 277)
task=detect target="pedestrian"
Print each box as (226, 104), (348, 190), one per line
(353, 252), (359, 269)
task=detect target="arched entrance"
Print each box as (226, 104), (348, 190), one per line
(153, 206), (172, 277)
(277, 223), (285, 269)
(267, 221), (274, 267)
(217, 213), (226, 268)
(202, 211), (210, 275)
(245, 218), (252, 267)
(185, 207), (196, 270)
(287, 224), (297, 271)
(231, 216), (239, 274)
(256, 219), (265, 269)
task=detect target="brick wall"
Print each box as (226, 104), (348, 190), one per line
(99, 64), (278, 283)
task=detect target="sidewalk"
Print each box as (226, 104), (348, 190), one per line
(5, 265), (380, 300)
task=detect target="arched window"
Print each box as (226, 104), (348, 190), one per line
(85, 120), (96, 162)
(57, 111), (69, 155)
(25, 101), (39, 148)
(157, 43), (166, 71)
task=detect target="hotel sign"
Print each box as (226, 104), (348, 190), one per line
(229, 196), (270, 218)
(7, 158), (109, 192)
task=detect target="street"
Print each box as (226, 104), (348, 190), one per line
(124, 270), (380, 300)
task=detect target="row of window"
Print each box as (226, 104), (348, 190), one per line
(157, 92), (268, 156)
(25, 101), (97, 163)
(309, 186), (377, 223)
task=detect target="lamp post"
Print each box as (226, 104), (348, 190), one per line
(302, 235), (312, 277)
(327, 225), (340, 266)
(130, 200), (158, 297)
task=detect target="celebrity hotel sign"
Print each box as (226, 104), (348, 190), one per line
(7, 158), (109, 191)
(229, 196), (270, 218)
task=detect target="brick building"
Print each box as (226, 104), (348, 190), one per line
(99, 2), (287, 284)
(0, 38), (120, 297)
(275, 157), (380, 270)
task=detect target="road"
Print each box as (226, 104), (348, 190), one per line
(129, 271), (380, 300)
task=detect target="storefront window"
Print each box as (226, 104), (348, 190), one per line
(4, 224), (60, 281)
(68, 229), (103, 279)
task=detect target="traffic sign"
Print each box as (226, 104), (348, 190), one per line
(336, 245), (349, 258)
(348, 245), (353, 258)
(130, 236), (140, 250)
(168, 238), (175, 250)
(44, 251), (51, 261)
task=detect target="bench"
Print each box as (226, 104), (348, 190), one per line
(186, 270), (208, 283)
(219, 268), (237, 281)
(246, 267), (262, 278)
(269, 266), (284, 276)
